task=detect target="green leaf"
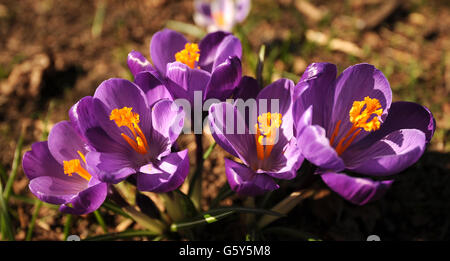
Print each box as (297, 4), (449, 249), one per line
(63, 214), (73, 241)
(257, 189), (315, 229)
(84, 230), (158, 241)
(3, 130), (24, 202)
(122, 206), (166, 235)
(101, 200), (131, 218)
(0, 178), (14, 240)
(160, 190), (197, 222)
(93, 210), (107, 234)
(203, 142), (216, 160)
(170, 207), (283, 232)
(25, 200), (42, 241)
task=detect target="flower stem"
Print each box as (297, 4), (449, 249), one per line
(63, 214), (73, 241)
(93, 210), (108, 233)
(188, 134), (204, 210)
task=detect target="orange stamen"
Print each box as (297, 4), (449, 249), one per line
(175, 43), (200, 69)
(110, 107), (149, 155)
(331, 96), (383, 155)
(254, 112), (282, 161)
(329, 120), (341, 145)
(63, 159), (91, 181)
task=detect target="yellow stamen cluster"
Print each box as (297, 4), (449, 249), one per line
(175, 43), (200, 69)
(330, 96), (383, 155)
(254, 112), (282, 160)
(110, 107), (149, 155)
(349, 96), (383, 132)
(63, 158), (91, 181)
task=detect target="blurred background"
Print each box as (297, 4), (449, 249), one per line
(0, 0), (449, 240)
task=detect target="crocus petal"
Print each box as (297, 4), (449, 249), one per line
(93, 78), (152, 144)
(343, 129), (426, 176)
(235, 0), (251, 22)
(165, 62), (211, 104)
(233, 76), (260, 100)
(136, 149), (189, 193)
(69, 96), (97, 145)
(212, 35), (242, 71)
(208, 102), (252, 162)
(357, 101), (435, 145)
(48, 121), (89, 164)
(204, 56), (242, 101)
(294, 62), (337, 129)
(256, 78), (293, 117)
(28, 176), (85, 205)
(59, 182), (108, 215)
(86, 151), (137, 183)
(151, 99), (185, 144)
(199, 32), (242, 72)
(267, 137), (304, 176)
(225, 158), (279, 196)
(127, 50), (155, 77)
(150, 29), (188, 76)
(134, 71), (173, 106)
(256, 78), (294, 139)
(321, 172), (394, 205)
(298, 125), (345, 172)
(293, 104), (312, 138)
(330, 63), (392, 144)
(22, 141), (66, 180)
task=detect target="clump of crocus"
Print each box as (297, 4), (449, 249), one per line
(193, 0), (251, 32)
(208, 78), (307, 195)
(127, 29), (242, 105)
(293, 63), (435, 205)
(22, 121), (108, 214)
(74, 78), (189, 192)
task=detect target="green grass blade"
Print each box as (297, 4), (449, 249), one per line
(25, 200), (42, 241)
(101, 201), (131, 219)
(84, 230), (157, 241)
(10, 194), (58, 210)
(63, 214), (73, 241)
(3, 130), (24, 202)
(0, 178), (14, 240)
(202, 142), (216, 160)
(93, 210), (107, 233)
(170, 207), (284, 232)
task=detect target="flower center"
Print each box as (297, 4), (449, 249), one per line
(110, 107), (149, 155)
(175, 43), (200, 69)
(63, 151), (91, 181)
(212, 11), (225, 27)
(254, 112), (282, 160)
(330, 96), (383, 155)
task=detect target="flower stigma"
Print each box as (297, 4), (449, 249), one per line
(330, 96), (383, 155)
(175, 43), (200, 69)
(63, 157), (91, 181)
(254, 112), (282, 160)
(110, 107), (149, 155)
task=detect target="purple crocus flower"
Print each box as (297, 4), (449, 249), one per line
(208, 78), (307, 195)
(193, 0), (251, 32)
(293, 63), (435, 205)
(72, 78), (189, 193)
(22, 121), (108, 215)
(127, 29), (242, 105)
